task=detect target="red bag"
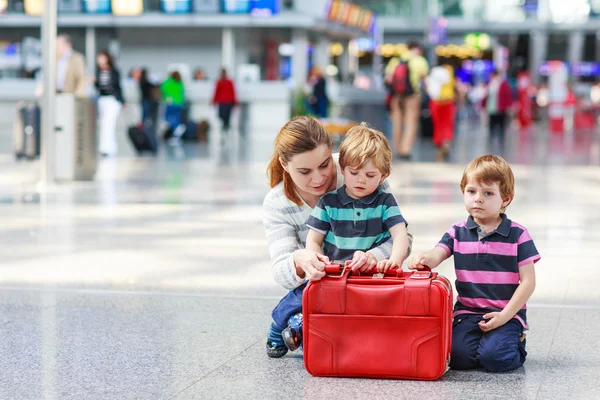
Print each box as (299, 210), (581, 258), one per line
(303, 263), (453, 380)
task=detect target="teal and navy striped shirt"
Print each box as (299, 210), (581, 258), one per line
(306, 185), (407, 261)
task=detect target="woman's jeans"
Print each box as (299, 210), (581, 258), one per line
(218, 103), (234, 130)
(271, 282), (307, 329)
(141, 100), (158, 127)
(164, 104), (183, 130)
(98, 95), (122, 155)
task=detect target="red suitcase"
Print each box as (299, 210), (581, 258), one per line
(303, 263), (453, 380)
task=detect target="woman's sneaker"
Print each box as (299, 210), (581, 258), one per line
(282, 313), (303, 351)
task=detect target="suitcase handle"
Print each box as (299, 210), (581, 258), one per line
(324, 262), (431, 278)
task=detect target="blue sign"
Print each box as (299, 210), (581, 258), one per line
(250, 0), (279, 16)
(162, 0), (191, 13)
(523, 0), (538, 13)
(82, 0), (111, 13)
(428, 17), (448, 45)
(540, 62), (600, 77)
(221, 0), (250, 13)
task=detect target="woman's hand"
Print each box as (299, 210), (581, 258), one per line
(347, 251), (377, 272)
(293, 249), (329, 281)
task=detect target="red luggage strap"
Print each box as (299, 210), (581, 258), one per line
(318, 264), (434, 316)
(403, 270), (432, 316)
(316, 264), (349, 314)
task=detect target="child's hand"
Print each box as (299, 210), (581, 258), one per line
(347, 251), (377, 272)
(478, 312), (511, 332)
(407, 254), (429, 270)
(376, 259), (401, 273)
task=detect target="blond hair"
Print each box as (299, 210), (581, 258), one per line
(339, 123), (392, 178)
(460, 154), (515, 210)
(267, 116), (332, 206)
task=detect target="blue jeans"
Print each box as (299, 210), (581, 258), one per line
(271, 282), (307, 329)
(164, 104), (182, 130)
(450, 314), (527, 372)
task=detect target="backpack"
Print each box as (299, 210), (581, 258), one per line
(391, 60), (414, 97)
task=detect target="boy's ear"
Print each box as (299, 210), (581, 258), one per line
(502, 194), (513, 208)
(279, 157), (288, 173)
(380, 173), (389, 184)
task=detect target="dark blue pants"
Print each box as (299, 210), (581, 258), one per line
(164, 104), (182, 130)
(450, 314), (527, 372)
(218, 103), (234, 130)
(271, 282), (307, 329)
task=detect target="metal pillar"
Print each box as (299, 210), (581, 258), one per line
(292, 29), (309, 89)
(41, 0), (57, 184)
(222, 28), (235, 77)
(85, 27), (96, 76)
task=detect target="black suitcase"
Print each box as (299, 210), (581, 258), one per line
(128, 124), (158, 154)
(13, 101), (41, 160)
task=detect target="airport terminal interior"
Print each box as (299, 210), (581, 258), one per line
(2, 0), (600, 399)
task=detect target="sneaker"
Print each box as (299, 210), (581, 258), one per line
(266, 341), (288, 358)
(282, 326), (302, 351)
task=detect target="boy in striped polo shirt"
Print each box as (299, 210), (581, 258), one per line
(305, 124), (409, 271)
(408, 155), (540, 373)
(272, 124), (410, 353)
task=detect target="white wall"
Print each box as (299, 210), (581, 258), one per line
(116, 27), (249, 81)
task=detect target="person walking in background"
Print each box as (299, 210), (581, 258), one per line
(36, 33), (88, 97)
(94, 50), (124, 157)
(139, 68), (160, 127)
(426, 61), (456, 162)
(384, 41), (429, 160)
(483, 70), (513, 153)
(308, 66), (329, 118)
(161, 70), (186, 143)
(212, 68), (238, 132)
(56, 34), (88, 97)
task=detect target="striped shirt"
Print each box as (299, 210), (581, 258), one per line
(262, 155), (404, 290)
(306, 185), (407, 261)
(436, 214), (540, 329)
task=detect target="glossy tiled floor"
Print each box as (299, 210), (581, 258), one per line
(1, 118), (600, 400)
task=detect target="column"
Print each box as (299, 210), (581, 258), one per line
(567, 31), (584, 66)
(291, 28), (309, 89)
(411, 0), (422, 21)
(222, 28), (235, 77)
(372, 24), (384, 90)
(348, 39), (359, 79)
(85, 27), (96, 77)
(41, 0), (57, 184)
(529, 30), (548, 85)
(338, 40), (350, 83)
(313, 38), (330, 71)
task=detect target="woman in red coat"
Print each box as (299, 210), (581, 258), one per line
(482, 69), (513, 151)
(212, 68), (238, 132)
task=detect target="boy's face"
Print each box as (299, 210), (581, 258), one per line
(342, 160), (385, 199)
(463, 179), (511, 223)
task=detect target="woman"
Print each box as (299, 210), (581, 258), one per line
(212, 68), (238, 132)
(139, 68), (159, 127)
(263, 116), (412, 357)
(161, 70), (186, 140)
(95, 50), (124, 157)
(483, 69), (513, 152)
(426, 61), (456, 162)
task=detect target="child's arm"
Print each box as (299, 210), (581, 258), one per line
(305, 229), (325, 255)
(406, 246), (450, 270)
(377, 224), (408, 272)
(479, 262), (536, 332)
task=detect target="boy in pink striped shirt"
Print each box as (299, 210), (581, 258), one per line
(407, 154), (540, 372)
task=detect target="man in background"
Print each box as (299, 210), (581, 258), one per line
(385, 41), (429, 160)
(55, 34), (87, 97)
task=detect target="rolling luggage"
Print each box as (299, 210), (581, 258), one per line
(13, 101), (41, 160)
(303, 263), (453, 380)
(128, 123), (158, 155)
